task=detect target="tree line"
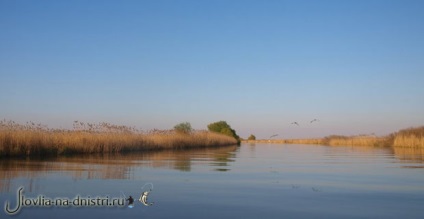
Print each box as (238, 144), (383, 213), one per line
(174, 121), (240, 145)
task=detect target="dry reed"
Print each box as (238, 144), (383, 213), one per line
(0, 120), (238, 157)
(281, 138), (323, 145)
(246, 139), (323, 144)
(321, 135), (390, 147)
(243, 126), (424, 148)
(393, 127), (424, 147)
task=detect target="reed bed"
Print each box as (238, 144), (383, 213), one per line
(246, 139), (323, 144)
(321, 135), (390, 147)
(320, 127), (424, 148)
(281, 138), (323, 145)
(244, 126), (424, 148)
(0, 120), (238, 157)
(393, 127), (424, 148)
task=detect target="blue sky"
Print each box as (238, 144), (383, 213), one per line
(1, 0), (423, 139)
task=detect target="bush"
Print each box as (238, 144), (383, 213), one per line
(174, 122), (193, 134)
(248, 134), (256, 140)
(207, 121), (240, 145)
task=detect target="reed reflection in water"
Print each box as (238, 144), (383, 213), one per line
(393, 147), (424, 167)
(0, 145), (238, 192)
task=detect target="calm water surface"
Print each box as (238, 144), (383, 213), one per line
(1, 144), (424, 218)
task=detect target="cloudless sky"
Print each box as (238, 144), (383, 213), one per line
(1, 0), (423, 139)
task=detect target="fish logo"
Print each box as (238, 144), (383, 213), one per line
(139, 190), (153, 206)
(121, 183), (154, 208)
(139, 183), (154, 206)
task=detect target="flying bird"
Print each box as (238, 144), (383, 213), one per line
(291, 122), (299, 126)
(270, 134), (278, 138)
(310, 119), (319, 123)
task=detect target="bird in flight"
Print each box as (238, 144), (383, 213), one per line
(270, 134), (278, 138)
(310, 119), (319, 123)
(291, 122), (299, 126)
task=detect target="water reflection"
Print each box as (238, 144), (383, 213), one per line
(1, 144), (424, 219)
(322, 145), (424, 168)
(322, 145), (393, 155)
(2, 144), (424, 193)
(393, 147), (424, 167)
(0, 145), (238, 192)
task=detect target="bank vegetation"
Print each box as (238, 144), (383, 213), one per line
(244, 126), (424, 148)
(0, 120), (238, 157)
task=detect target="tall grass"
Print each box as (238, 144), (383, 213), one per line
(393, 127), (424, 147)
(244, 126), (424, 148)
(320, 127), (424, 148)
(0, 120), (238, 157)
(248, 139), (323, 144)
(281, 138), (323, 145)
(321, 135), (390, 147)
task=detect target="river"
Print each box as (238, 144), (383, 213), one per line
(1, 143), (424, 218)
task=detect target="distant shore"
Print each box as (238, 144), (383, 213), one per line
(243, 126), (424, 148)
(0, 121), (238, 157)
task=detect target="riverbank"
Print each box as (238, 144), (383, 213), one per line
(243, 126), (424, 148)
(0, 121), (238, 157)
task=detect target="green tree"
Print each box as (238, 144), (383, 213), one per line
(174, 122), (193, 134)
(207, 121), (240, 145)
(247, 134), (256, 140)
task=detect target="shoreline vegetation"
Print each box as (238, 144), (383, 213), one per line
(0, 120), (238, 157)
(243, 126), (424, 148)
